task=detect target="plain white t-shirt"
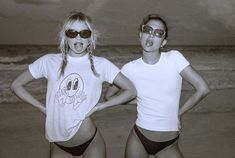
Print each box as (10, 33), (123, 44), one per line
(121, 50), (190, 131)
(29, 53), (120, 142)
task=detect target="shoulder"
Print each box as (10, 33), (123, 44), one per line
(170, 50), (184, 56)
(122, 58), (142, 69)
(164, 50), (184, 58)
(46, 53), (62, 60)
(92, 55), (110, 64)
(37, 53), (61, 61)
(162, 50), (187, 61)
(29, 53), (62, 69)
(92, 56), (118, 68)
(121, 58), (141, 75)
(164, 50), (190, 72)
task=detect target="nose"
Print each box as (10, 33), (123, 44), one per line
(147, 33), (154, 40)
(75, 34), (82, 40)
(147, 31), (154, 38)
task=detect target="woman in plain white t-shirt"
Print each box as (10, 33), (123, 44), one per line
(106, 14), (210, 158)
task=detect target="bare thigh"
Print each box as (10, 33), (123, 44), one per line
(82, 129), (106, 158)
(125, 129), (149, 158)
(155, 140), (183, 158)
(50, 143), (75, 158)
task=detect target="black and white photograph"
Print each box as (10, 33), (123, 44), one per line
(0, 0), (235, 158)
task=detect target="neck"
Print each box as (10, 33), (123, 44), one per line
(142, 49), (161, 64)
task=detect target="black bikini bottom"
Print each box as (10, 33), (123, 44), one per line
(134, 125), (179, 155)
(54, 128), (97, 156)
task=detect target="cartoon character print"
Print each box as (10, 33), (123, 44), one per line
(55, 73), (87, 110)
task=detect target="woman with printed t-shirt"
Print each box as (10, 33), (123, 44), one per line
(11, 11), (136, 158)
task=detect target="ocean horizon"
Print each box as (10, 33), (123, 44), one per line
(1, 45), (235, 110)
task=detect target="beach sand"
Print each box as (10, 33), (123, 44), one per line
(0, 92), (235, 158)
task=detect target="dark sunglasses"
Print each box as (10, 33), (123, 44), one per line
(65, 29), (92, 39)
(141, 25), (165, 38)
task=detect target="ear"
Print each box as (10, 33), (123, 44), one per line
(161, 39), (167, 47)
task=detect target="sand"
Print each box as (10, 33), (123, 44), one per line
(1, 89), (235, 158)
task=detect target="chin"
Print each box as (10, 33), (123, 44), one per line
(69, 49), (86, 56)
(143, 47), (154, 52)
(143, 44), (161, 52)
(75, 50), (85, 54)
(75, 51), (87, 56)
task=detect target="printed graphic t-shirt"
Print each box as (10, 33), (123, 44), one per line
(29, 53), (120, 142)
(121, 50), (190, 131)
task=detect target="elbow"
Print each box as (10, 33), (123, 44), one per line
(133, 88), (137, 98)
(10, 81), (16, 92)
(129, 83), (137, 99)
(200, 86), (210, 98)
(128, 87), (137, 100)
(10, 80), (20, 93)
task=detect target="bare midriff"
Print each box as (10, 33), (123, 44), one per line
(56, 117), (96, 147)
(137, 125), (179, 142)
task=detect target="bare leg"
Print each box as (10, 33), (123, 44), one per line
(125, 128), (149, 158)
(82, 129), (106, 158)
(50, 143), (75, 158)
(155, 140), (183, 158)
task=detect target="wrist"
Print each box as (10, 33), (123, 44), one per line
(178, 109), (184, 116)
(99, 102), (109, 110)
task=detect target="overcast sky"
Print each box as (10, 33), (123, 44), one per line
(0, 0), (235, 45)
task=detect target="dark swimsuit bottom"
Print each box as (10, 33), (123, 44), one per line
(54, 128), (97, 156)
(134, 124), (179, 155)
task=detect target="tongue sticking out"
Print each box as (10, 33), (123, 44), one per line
(74, 43), (83, 51)
(145, 38), (153, 47)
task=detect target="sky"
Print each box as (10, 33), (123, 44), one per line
(0, 0), (235, 45)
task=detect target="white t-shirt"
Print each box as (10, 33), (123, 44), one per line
(29, 53), (120, 142)
(121, 50), (189, 131)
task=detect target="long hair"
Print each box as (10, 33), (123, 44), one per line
(58, 11), (99, 77)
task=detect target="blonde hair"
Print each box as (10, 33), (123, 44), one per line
(59, 11), (99, 77)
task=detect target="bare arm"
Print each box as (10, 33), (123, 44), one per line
(11, 69), (46, 114)
(104, 83), (120, 101)
(103, 72), (136, 106)
(86, 72), (136, 116)
(179, 65), (210, 116)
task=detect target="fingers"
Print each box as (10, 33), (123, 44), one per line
(85, 103), (104, 118)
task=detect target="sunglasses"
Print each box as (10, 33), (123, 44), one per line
(141, 25), (165, 38)
(65, 29), (92, 39)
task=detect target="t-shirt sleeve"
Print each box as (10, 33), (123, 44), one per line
(121, 63), (131, 80)
(102, 58), (120, 84)
(171, 51), (190, 73)
(28, 55), (48, 79)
